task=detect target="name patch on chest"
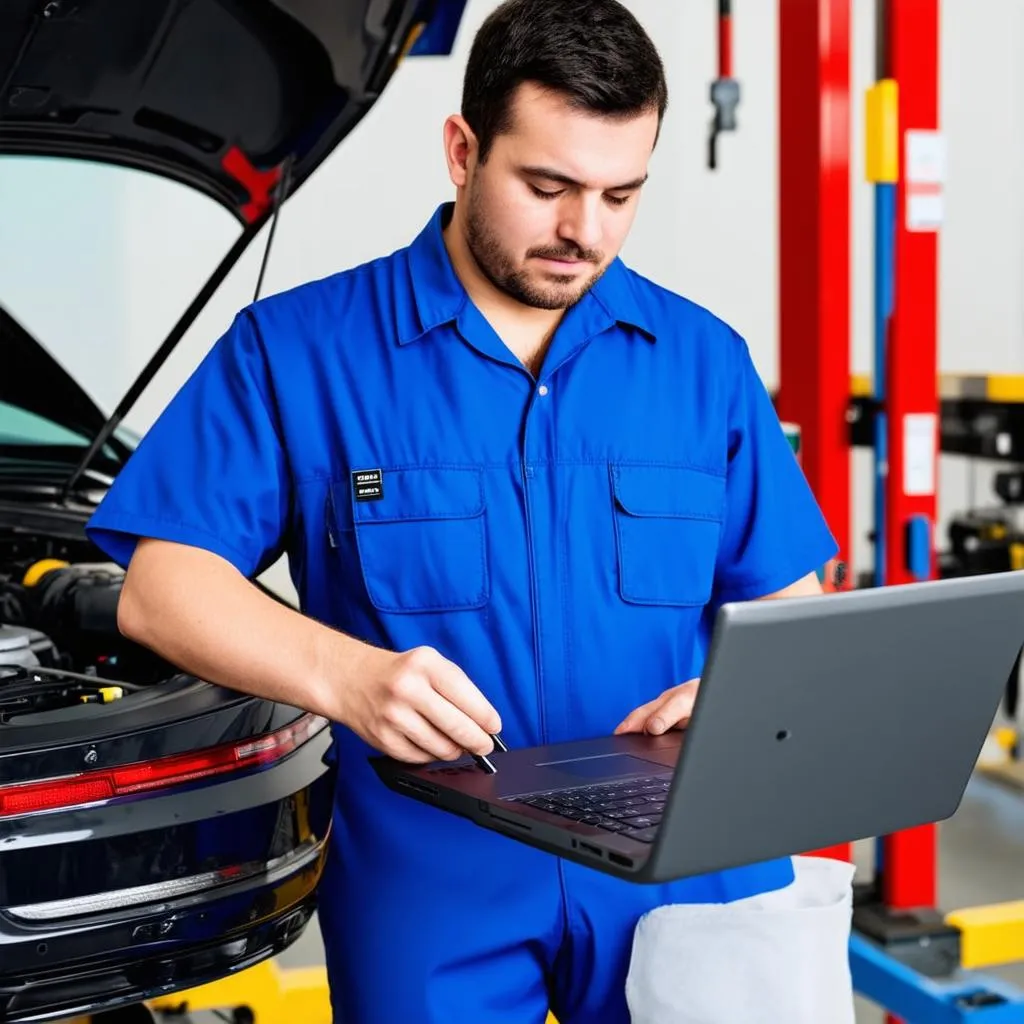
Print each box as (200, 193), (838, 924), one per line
(352, 468), (384, 502)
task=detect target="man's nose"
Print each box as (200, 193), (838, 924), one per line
(558, 195), (603, 253)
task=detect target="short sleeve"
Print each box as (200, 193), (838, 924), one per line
(712, 334), (838, 601)
(85, 310), (290, 577)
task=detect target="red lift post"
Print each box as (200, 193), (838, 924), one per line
(878, 0), (941, 925)
(778, 0), (941, 883)
(777, 0), (852, 863)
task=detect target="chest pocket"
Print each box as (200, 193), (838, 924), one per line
(611, 464), (725, 607)
(338, 467), (489, 614)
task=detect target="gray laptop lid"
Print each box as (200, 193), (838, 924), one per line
(649, 572), (1024, 882)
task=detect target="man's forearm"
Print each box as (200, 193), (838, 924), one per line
(117, 537), (373, 719)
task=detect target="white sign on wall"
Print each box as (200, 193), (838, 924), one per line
(903, 413), (938, 496)
(905, 130), (946, 232)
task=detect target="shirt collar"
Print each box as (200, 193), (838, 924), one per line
(399, 203), (469, 345)
(588, 254), (658, 341)
(399, 202), (657, 345)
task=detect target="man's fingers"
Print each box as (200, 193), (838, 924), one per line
(418, 686), (497, 756)
(426, 656), (503, 738)
(616, 680), (702, 736)
(381, 648), (500, 758)
(377, 726), (442, 765)
(614, 699), (660, 735)
(387, 705), (466, 762)
(644, 682), (699, 735)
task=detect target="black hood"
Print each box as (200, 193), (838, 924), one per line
(0, 0), (467, 497)
(1, 0), (434, 224)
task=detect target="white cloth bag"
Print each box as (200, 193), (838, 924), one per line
(625, 856), (857, 1024)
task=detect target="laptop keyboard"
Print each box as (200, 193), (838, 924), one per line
(511, 776), (669, 844)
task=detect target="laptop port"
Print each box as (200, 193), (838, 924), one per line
(395, 777), (438, 799)
(577, 841), (603, 858)
(490, 812), (533, 832)
(608, 853), (634, 868)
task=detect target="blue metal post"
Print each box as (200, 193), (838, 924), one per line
(874, 181), (896, 588)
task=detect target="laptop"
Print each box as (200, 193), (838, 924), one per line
(371, 571), (1024, 884)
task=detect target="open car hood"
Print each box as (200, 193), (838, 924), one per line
(1, 0), (441, 223)
(0, 0), (467, 496)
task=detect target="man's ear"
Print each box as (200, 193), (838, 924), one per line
(443, 115), (477, 188)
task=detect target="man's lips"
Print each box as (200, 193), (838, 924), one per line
(534, 255), (587, 268)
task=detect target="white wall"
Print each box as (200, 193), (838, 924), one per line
(936, 0), (1024, 573)
(0, 158), (130, 404)
(6, 1), (1024, 591)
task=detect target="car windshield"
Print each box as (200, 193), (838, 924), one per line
(0, 402), (90, 447)
(0, 155), (242, 455)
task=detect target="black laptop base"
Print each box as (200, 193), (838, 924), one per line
(372, 751), (670, 881)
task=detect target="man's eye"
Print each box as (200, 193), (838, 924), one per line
(605, 194), (632, 207)
(529, 185), (562, 200)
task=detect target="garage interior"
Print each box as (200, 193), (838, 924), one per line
(4, 0), (1024, 1022)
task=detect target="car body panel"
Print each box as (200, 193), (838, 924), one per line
(0, 701), (336, 1022)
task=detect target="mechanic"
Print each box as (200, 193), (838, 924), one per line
(86, 0), (838, 1020)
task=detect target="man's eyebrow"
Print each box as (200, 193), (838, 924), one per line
(519, 166), (649, 191)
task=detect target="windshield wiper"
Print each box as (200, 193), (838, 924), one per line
(59, 159), (294, 504)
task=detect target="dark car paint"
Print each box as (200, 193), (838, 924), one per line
(0, 683), (337, 1023)
(1, 731), (334, 1024)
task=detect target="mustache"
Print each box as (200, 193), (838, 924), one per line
(528, 245), (602, 263)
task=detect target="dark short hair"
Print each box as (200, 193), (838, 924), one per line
(461, 0), (668, 162)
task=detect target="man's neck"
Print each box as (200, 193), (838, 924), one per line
(442, 209), (563, 376)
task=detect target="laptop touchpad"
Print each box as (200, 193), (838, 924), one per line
(539, 754), (666, 780)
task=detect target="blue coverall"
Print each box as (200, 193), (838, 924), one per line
(87, 202), (837, 1023)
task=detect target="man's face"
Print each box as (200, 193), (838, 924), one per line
(460, 83), (658, 310)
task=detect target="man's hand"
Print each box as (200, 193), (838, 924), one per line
(613, 678), (700, 736)
(337, 644), (503, 764)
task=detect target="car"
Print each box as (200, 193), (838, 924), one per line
(0, 1), (466, 1020)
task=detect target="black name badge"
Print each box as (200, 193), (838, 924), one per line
(353, 468), (384, 502)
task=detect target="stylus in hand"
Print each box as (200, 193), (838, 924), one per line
(473, 732), (508, 774)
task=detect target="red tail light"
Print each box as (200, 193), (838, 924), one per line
(0, 713), (327, 818)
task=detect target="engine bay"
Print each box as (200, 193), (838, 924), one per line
(0, 533), (175, 722)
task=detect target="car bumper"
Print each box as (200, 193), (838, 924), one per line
(0, 726), (335, 1023)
